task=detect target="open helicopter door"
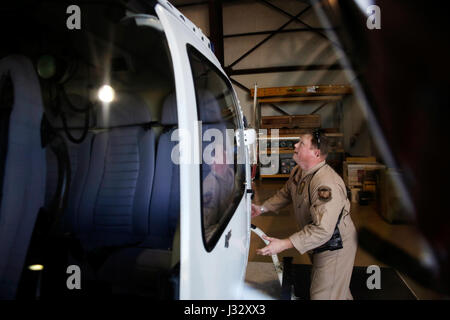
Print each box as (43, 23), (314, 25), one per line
(154, 1), (252, 299)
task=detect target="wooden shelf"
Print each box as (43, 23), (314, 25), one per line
(258, 132), (343, 139)
(254, 85), (350, 180)
(259, 96), (343, 103)
(260, 148), (344, 155)
(251, 84), (352, 98)
(260, 174), (290, 179)
(263, 128), (340, 134)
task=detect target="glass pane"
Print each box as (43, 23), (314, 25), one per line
(187, 45), (245, 251)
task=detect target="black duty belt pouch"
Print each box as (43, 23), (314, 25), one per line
(307, 165), (345, 254)
(312, 208), (344, 254)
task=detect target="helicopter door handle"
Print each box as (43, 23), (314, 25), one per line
(225, 230), (232, 248)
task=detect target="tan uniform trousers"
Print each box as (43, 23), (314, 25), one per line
(308, 213), (357, 300)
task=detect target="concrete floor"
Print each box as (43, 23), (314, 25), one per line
(244, 178), (443, 300)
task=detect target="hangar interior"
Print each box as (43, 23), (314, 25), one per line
(1, 0), (447, 300)
(173, 0), (443, 300)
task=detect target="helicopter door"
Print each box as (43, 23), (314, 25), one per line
(155, 2), (251, 299)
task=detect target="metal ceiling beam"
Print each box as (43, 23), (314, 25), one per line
(229, 78), (289, 115)
(310, 101), (329, 114)
(227, 63), (342, 75)
(224, 27), (336, 38)
(226, 4), (312, 69)
(266, 104), (290, 115)
(229, 77), (250, 93)
(258, 0), (343, 50)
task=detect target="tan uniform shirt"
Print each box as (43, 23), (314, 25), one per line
(263, 160), (351, 255)
(202, 165), (235, 241)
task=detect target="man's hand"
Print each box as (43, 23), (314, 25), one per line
(251, 204), (263, 218)
(256, 236), (293, 256)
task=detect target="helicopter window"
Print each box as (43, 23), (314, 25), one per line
(187, 45), (246, 252)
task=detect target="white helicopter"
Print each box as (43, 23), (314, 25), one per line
(0, 0), (275, 300)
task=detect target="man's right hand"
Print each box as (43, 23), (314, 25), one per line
(251, 204), (263, 218)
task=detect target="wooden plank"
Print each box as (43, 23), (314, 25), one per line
(261, 115), (321, 129)
(260, 174), (290, 179)
(251, 85), (352, 98)
(346, 156), (377, 163)
(259, 147), (344, 155)
(259, 128), (340, 137)
(258, 96), (343, 103)
(325, 132), (344, 137)
(265, 128), (337, 136)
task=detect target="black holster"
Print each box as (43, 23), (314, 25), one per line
(312, 207), (344, 254)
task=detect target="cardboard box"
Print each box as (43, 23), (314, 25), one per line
(343, 161), (385, 188)
(350, 187), (361, 203)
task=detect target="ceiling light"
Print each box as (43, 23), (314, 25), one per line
(98, 85), (115, 103)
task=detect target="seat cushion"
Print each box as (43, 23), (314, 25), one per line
(145, 128), (180, 249)
(77, 127), (155, 250)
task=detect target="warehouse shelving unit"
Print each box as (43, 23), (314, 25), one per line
(251, 85), (352, 179)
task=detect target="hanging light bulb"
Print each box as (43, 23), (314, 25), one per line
(98, 84), (115, 103)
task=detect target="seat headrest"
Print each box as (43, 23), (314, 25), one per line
(45, 93), (95, 129)
(96, 92), (152, 128)
(160, 90), (222, 126)
(0, 55), (43, 128)
(161, 93), (177, 126)
(197, 90), (223, 124)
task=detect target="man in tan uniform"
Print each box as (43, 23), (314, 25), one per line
(253, 130), (358, 300)
(202, 147), (235, 242)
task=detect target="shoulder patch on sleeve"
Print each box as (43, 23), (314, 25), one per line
(317, 186), (332, 202)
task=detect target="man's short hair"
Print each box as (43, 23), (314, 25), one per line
(307, 129), (329, 157)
